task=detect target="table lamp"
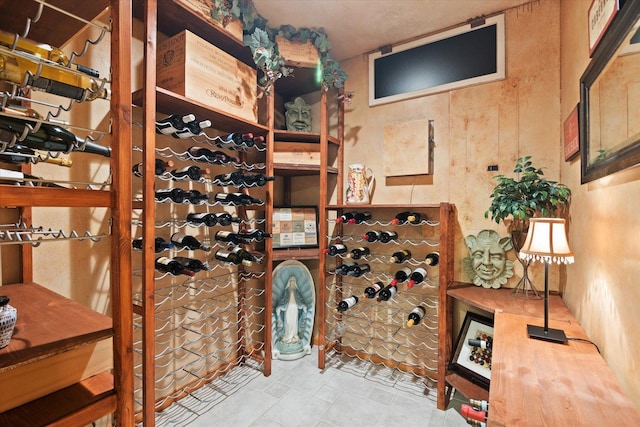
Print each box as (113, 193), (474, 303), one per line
(518, 218), (574, 344)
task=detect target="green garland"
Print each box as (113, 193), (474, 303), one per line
(210, 0), (348, 95)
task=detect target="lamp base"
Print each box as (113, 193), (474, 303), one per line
(527, 324), (568, 344)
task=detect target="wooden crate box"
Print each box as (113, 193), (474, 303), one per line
(157, 30), (258, 123)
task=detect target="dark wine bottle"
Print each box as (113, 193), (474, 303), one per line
(323, 244), (348, 256)
(170, 165), (210, 181)
(155, 256), (195, 276)
(173, 119), (211, 138)
(376, 284), (397, 302)
(216, 132), (254, 150)
(214, 212), (243, 226)
(0, 115), (111, 157)
(132, 158), (174, 177)
(185, 212), (217, 227)
(155, 188), (208, 204)
(389, 249), (412, 263)
(407, 267), (427, 289)
(363, 281), (384, 299)
(335, 295), (358, 312)
(406, 306), (426, 327)
(391, 211), (423, 225)
(172, 256), (211, 272)
(214, 230), (242, 244)
(334, 262), (357, 275)
(214, 171), (245, 186)
(349, 263), (371, 277)
(390, 267), (412, 286)
(214, 192), (263, 206)
(188, 146), (239, 164)
(155, 114), (196, 135)
(0, 144), (72, 167)
(336, 212), (355, 224)
(425, 252), (440, 266)
(170, 232), (210, 251)
(186, 190), (209, 205)
(347, 246), (370, 260)
(242, 173), (275, 187)
(362, 230), (381, 242)
(468, 337), (492, 350)
(132, 237), (174, 253)
(379, 230), (398, 243)
(214, 248), (249, 266)
(347, 212), (372, 224)
(237, 228), (271, 242)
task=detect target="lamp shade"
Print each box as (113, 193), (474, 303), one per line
(519, 218), (574, 264)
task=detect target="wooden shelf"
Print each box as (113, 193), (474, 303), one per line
(0, 371), (115, 426)
(275, 68), (322, 99)
(132, 87), (269, 135)
(274, 130), (340, 145)
(0, 186), (111, 208)
(326, 203), (442, 209)
(274, 163), (338, 176)
(0, 1), (109, 47)
(132, 0), (253, 65)
(0, 282), (112, 371)
(272, 247), (319, 261)
(445, 372), (490, 401)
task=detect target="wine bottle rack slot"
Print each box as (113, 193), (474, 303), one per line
(327, 234), (440, 247)
(0, 222), (108, 246)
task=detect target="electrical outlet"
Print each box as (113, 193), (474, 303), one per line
(487, 165), (499, 171)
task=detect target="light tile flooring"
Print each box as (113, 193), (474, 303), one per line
(155, 348), (468, 427)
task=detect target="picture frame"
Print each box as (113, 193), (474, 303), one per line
(563, 103), (580, 162)
(588, 0), (620, 56)
(449, 312), (494, 389)
(272, 206), (319, 249)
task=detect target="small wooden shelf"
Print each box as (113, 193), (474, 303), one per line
(274, 164), (338, 176)
(445, 372), (490, 401)
(326, 203), (442, 209)
(0, 282), (112, 371)
(274, 130), (340, 145)
(132, 87), (269, 135)
(0, 186), (111, 208)
(272, 247), (319, 261)
(0, 371), (115, 426)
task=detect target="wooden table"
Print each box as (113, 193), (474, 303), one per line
(489, 311), (640, 426)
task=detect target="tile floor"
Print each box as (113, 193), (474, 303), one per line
(154, 348), (468, 427)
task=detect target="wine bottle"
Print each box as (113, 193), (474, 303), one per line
(349, 263), (371, 277)
(0, 116), (111, 157)
(469, 399), (489, 411)
(173, 119), (211, 138)
(236, 247), (264, 264)
(214, 212), (243, 226)
(390, 267), (412, 285)
(0, 144), (72, 167)
(379, 230), (398, 243)
(362, 230), (381, 242)
(237, 228), (271, 242)
(170, 165), (210, 181)
(0, 49), (109, 101)
(323, 244), (347, 256)
(242, 173), (275, 187)
(376, 284), (397, 302)
(335, 295), (358, 312)
(363, 281), (384, 299)
(132, 158), (174, 177)
(391, 211), (423, 225)
(155, 188), (208, 204)
(214, 192), (263, 206)
(214, 230), (243, 244)
(155, 113), (196, 135)
(215, 132), (254, 150)
(406, 306), (426, 327)
(155, 256), (195, 276)
(347, 246), (370, 260)
(185, 212), (218, 227)
(213, 171), (244, 186)
(425, 251), (440, 266)
(465, 419), (486, 427)
(214, 172), (275, 187)
(347, 212), (372, 224)
(407, 267), (427, 289)
(188, 146), (240, 165)
(214, 248), (250, 266)
(170, 232), (210, 251)
(389, 249), (412, 263)
(468, 337), (492, 350)
(132, 237), (174, 253)
(0, 168), (65, 187)
(336, 212), (355, 224)
(172, 256), (211, 272)
(0, 29), (99, 77)
(334, 262), (356, 275)
(461, 404), (488, 423)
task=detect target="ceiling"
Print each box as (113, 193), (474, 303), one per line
(253, 0), (536, 61)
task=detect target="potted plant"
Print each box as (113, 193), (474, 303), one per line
(485, 156), (571, 297)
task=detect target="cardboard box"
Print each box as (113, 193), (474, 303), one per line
(173, 0), (244, 42)
(157, 30), (257, 123)
(273, 142), (321, 165)
(276, 36), (320, 68)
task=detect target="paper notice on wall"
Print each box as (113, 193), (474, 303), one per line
(383, 119), (432, 177)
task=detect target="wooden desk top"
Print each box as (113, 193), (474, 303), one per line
(489, 311), (640, 426)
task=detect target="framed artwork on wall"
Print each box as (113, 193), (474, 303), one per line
(589, 0), (620, 56)
(449, 312), (494, 389)
(564, 103), (580, 161)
